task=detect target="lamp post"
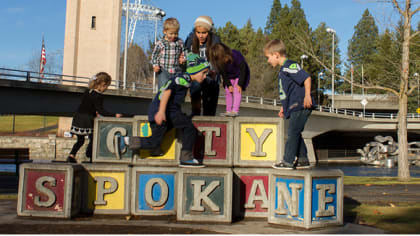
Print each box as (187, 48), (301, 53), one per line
(152, 9), (166, 94)
(300, 54), (308, 68)
(326, 27), (336, 108)
(415, 72), (419, 108)
(318, 72), (324, 105)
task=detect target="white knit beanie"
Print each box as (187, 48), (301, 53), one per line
(194, 15), (213, 31)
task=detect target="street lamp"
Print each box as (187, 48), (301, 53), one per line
(300, 54), (308, 68)
(415, 72), (419, 108)
(318, 71), (324, 105)
(326, 27), (336, 108)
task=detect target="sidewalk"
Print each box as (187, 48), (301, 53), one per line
(0, 199), (385, 234)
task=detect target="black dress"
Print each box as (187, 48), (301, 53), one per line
(70, 89), (115, 135)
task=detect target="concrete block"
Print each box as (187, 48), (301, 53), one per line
(92, 117), (134, 163)
(17, 163), (83, 218)
(268, 169), (344, 229)
(177, 168), (232, 223)
(190, 116), (234, 167)
(81, 164), (131, 215)
(131, 167), (178, 216)
(234, 117), (284, 167)
(233, 168), (270, 218)
(132, 116), (178, 167)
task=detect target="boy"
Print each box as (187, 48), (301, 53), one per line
(151, 17), (186, 89)
(264, 39), (314, 170)
(121, 53), (209, 167)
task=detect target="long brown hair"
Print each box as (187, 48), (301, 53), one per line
(191, 28), (214, 59)
(88, 72), (112, 89)
(208, 43), (233, 72)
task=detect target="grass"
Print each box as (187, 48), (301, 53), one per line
(0, 115), (58, 133)
(344, 176), (420, 185)
(345, 203), (420, 234)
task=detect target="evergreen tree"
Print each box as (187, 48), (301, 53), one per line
(347, 9), (379, 91)
(239, 19), (255, 57)
(216, 21), (240, 50)
(265, 0), (282, 35)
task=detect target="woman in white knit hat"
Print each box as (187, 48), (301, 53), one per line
(184, 15), (222, 116)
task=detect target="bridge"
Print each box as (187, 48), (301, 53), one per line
(2, 68), (420, 163)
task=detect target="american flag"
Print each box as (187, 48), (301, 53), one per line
(39, 37), (46, 79)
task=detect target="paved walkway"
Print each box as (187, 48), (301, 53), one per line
(0, 199), (384, 234)
(4, 176), (420, 234)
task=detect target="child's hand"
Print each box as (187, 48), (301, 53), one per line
(153, 66), (160, 73)
(115, 113), (122, 118)
(228, 86), (234, 93)
(278, 107), (284, 118)
(303, 95), (312, 108)
(154, 111), (166, 125)
(179, 53), (186, 64)
(236, 85), (242, 94)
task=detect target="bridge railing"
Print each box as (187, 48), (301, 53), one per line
(0, 68), (154, 92)
(1, 67), (420, 120)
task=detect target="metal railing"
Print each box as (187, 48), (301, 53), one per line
(1, 67), (419, 120)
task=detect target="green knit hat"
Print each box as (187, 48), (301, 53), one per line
(186, 53), (210, 75)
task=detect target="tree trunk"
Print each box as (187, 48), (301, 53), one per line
(397, 94), (410, 181)
(397, 0), (412, 181)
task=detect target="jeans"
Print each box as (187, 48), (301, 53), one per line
(157, 69), (171, 90)
(130, 112), (198, 161)
(190, 78), (220, 116)
(224, 78), (241, 113)
(283, 109), (311, 164)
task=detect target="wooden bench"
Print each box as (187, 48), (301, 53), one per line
(0, 148), (31, 175)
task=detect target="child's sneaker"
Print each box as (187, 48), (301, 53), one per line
(272, 161), (295, 170)
(296, 160), (312, 169)
(179, 158), (205, 168)
(220, 112), (232, 117)
(226, 112), (239, 117)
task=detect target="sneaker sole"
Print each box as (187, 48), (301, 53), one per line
(296, 165), (312, 169)
(178, 164), (205, 168)
(271, 163), (294, 170)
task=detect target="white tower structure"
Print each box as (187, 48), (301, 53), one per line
(121, 0), (165, 89)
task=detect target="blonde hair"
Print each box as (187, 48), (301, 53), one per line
(88, 72), (111, 89)
(264, 39), (287, 56)
(163, 17), (180, 31)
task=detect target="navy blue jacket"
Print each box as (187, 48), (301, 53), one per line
(278, 59), (313, 118)
(148, 73), (192, 122)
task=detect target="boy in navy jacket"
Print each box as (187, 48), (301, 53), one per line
(121, 53), (209, 167)
(264, 39), (314, 169)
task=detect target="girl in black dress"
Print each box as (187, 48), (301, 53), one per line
(68, 72), (122, 163)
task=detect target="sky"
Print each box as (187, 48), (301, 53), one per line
(0, 0), (419, 71)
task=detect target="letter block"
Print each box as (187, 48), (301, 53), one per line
(234, 117), (284, 167)
(191, 116), (233, 167)
(17, 163), (83, 218)
(92, 117), (134, 163)
(132, 116), (178, 166)
(177, 168), (232, 223)
(81, 164), (130, 215)
(268, 169), (343, 229)
(131, 167), (178, 216)
(233, 168), (270, 218)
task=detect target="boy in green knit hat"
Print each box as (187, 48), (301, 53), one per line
(121, 53), (209, 167)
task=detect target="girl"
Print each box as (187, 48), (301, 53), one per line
(184, 15), (222, 116)
(68, 72), (122, 163)
(208, 43), (250, 117)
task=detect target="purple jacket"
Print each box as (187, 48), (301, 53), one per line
(222, 50), (250, 91)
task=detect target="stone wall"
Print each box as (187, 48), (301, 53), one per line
(0, 135), (89, 161)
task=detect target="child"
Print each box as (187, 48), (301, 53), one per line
(68, 72), (122, 163)
(121, 53), (209, 167)
(184, 15), (221, 116)
(263, 39), (313, 169)
(208, 43), (250, 117)
(151, 17), (186, 89)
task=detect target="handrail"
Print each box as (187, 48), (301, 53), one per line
(1, 67), (419, 120)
